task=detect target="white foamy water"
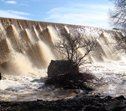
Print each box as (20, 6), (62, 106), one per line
(0, 70), (78, 101)
(81, 60), (126, 97)
(0, 61), (126, 101)
(0, 69), (46, 101)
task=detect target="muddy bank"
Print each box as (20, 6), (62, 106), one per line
(1, 93), (126, 111)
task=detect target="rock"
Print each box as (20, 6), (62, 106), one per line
(116, 95), (125, 100)
(46, 60), (94, 91)
(0, 72), (1, 80)
(45, 72), (93, 90)
(1, 94), (126, 111)
(47, 60), (79, 78)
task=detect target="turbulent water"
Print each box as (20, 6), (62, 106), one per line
(0, 18), (126, 101)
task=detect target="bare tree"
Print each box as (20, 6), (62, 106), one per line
(110, 0), (126, 29)
(55, 27), (97, 66)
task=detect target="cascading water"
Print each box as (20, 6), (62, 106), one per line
(0, 18), (126, 101)
(34, 40), (55, 68)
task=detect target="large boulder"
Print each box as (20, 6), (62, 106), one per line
(47, 60), (79, 78)
(45, 60), (94, 90)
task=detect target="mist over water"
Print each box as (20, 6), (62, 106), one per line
(0, 18), (126, 101)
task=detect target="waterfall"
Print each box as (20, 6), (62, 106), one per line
(34, 40), (55, 68)
(0, 18), (125, 75)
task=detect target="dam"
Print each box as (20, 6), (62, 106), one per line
(0, 18), (126, 101)
(0, 18), (125, 74)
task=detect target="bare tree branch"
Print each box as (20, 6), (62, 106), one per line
(55, 27), (97, 67)
(110, 0), (126, 29)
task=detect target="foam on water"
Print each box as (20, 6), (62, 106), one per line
(81, 60), (126, 97)
(0, 60), (126, 101)
(0, 69), (46, 101)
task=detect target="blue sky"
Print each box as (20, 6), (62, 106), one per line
(0, 0), (114, 28)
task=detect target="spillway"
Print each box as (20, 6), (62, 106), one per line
(0, 18), (125, 75)
(0, 18), (126, 101)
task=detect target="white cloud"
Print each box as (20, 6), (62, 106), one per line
(45, 3), (113, 29)
(8, 10), (30, 16)
(6, 0), (16, 4)
(1, 0), (17, 4)
(0, 10), (30, 19)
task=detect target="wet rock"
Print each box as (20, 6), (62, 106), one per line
(46, 60), (94, 90)
(116, 95), (125, 100)
(1, 94), (126, 111)
(83, 105), (106, 111)
(0, 72), (1, 80)
(45, 72), (93, 91)
(47, 60), (79, 78)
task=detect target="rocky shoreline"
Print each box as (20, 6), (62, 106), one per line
(1, 93), (126, 111)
